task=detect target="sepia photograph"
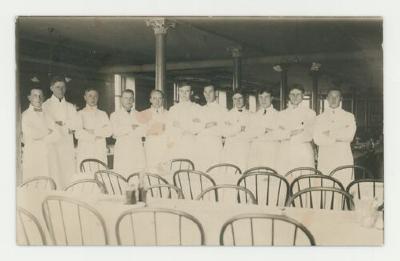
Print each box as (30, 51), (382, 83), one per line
(15, 16), (384, 246)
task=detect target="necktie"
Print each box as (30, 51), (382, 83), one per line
(238, 109), (243, 112)
(127, 109), (131, 114)
(263, 109), (267, 115)
(156, 109), (159, 114)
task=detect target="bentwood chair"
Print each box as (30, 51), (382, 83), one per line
(79, 158), (108, 174)
(290, 174), (345, 196)
(17, 207), (47, 245)
(127, 172), (169, 189)
(195, 185), (257, 204)
(219, 213), (316, 246)
(143, 184), (184, 200)
(346, 179), (384, 208)
(64, 179), (107, 194)
(19, 176), (57, 191)
(95, 170), (128, 195)
(115, 208), (205, 245)
(42, 196), (108, 245)
(285, 167), (324, 182)
(237, 169), (290, 207)
(329, 165), (374, 189)
(206, 163), (242, 185)
(173, 170), (217, 200)
(286, 187), (355, 211)
(170, 159), (195, 173)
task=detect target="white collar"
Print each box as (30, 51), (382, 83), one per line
(28, 104), (43, 113)
(151, 106), (164, 113)
(84, 105), (98, 111)
(51, 95), (66, 103)
(233, 107), (246, 113)
(258, 106), (275, 114)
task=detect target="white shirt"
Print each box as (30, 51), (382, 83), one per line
(198, 101), (227, 137)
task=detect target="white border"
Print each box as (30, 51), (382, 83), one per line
(1, 1), (399, 260)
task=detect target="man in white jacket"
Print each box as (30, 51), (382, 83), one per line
(22, 88), (59, 182)
(43, 76), (79, 188)
(247, 88), (280, 170)
(275, 84), (316, 178)
(110, 89), (146, 178)
(75, 88), (112, 169)
(313, 88), (356, 183)
(221, 90), (251, 171)
(195, 85), (227, 171)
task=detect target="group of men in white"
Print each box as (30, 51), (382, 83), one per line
(21, 76), (356, 188)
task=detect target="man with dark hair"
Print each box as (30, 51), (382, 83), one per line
(110, 89), (146, 177)
(75, 88), (112, 169)
(221, 89), (251, 171)
(22, 88), (59, 181)
(247, 88), (280, 169)
(313, 88), (356, 183)
(195, 84), (227, 171)
(43, 75), (79, 187)
(275, 84), (316, 178)
(167, 83), (202, 163)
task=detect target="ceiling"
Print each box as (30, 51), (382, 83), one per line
(16, 16), (383, 94)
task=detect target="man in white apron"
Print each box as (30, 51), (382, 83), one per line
(75, 88), (112, 169)
(22, 88), (59, 182)
(221, 90), (252, 171)
(275, 84), (316, 178)
(110, 89), (146, 178)
(42, 76), (78, 188)
(247, 88), (280, 170)
(313, 88), (356, 183)
(139, 90), (169, 173)
(167, 83), (202, 165)
(195, 85), (227, 171)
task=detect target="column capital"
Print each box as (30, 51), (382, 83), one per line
(146, 18), (176, 34)
(273, 64), (288, 72)
(310, 62), (322, 72)
(227, 46), (243, 58)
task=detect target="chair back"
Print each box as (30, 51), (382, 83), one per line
(94, 170), (128, 195)
(64, 179), (107, 194)
(42, 196), (108, 245)
(237, 169), (289, 207)
(79, 158), (108, 174)
(285, 167), (324, 182)
(329, 165), (373, 189)
(17, 207), (46, 245)
(346, 179), (384, 208)
(173, 170), (216, 200)
(115, 208), (205, 245)
(19, 176), (57, 191)
(206, 163), (241, 185)
(286, 187), (354, 211)
(290, 174), (345, 196)
(220, 213), (316, 246)
(127, 172), (169, 189)
(144, 184), (184, 200)
(195, 185), (256, 204)
(170, 158), (195, 173)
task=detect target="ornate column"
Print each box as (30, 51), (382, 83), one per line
(310, 62), (322, 114)
(228, 46), (242, 91)
(273, 64), (288, 110)
(146, 18), (175, 93)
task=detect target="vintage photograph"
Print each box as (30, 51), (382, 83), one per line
(16, 16), (383, 246)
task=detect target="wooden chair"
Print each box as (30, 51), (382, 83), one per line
(115, 208), (205, 245)
(220, 213), (316, 246)
(286, 187), (355, 211)
(94, 170), (128, 195)
(237, 169), (289, 207)
(64, 179), (107, 194)
(17, 207), (47, 245)
(143, 184), (184, 200)
(170, 158), (195, 173)
(329, 165), (374, 189)
(19, 176), (57, 190)
(79, 158), (108, 174)
(290, 174), (345, 196)
(42, 196), (108, 245)
(195, 185), (256, 204)
(285, 167), (324, 182)
(173, 170), (216, 200)
(206, 163), (241, 184)
(346, 179), (384, 208)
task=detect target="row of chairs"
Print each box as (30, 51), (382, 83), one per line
(18, 197), (316, 246)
